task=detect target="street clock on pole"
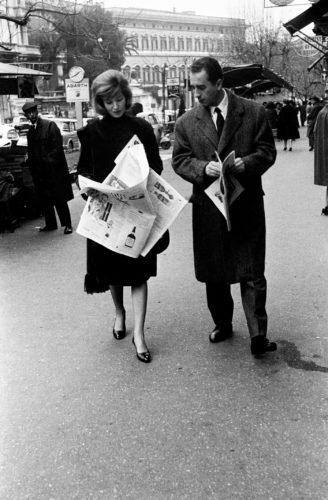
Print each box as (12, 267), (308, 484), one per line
(68, 66), (85, 83)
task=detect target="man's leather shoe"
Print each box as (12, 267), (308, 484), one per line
(39, 226), (57, 232)
(251, 335), (277, 356)
(209, 325), (233, 343)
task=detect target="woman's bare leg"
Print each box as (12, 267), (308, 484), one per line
(131, 282), (148, 352)
(110, 285), (125, 330)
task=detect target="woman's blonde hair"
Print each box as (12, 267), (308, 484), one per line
(91, 69), (132, 116)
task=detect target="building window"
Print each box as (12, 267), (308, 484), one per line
(203, 38), (209, 51)
(179, 66), (185, 82)
(153, 66), (161, 84)
(143, 65), (150, 83)
(217, 37), (224, 52)
(123, 66), (131, 80)
(141, 36), (149, 50)
(133, 66), (141, 81)
(169, 37), (175, 50)
(186, 38), (192, 51)
(151, 36), (158, 51)
(169, 66), (177, 78)
(178, 37), (184, 50)
(195, 38), (201, 51)
(160, 37), (167, 51)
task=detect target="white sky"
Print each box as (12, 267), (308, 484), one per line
(104, 0), (312, 27)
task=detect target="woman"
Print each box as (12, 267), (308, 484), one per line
(277, 100), (300, 151)
(77, 70), (163, 363)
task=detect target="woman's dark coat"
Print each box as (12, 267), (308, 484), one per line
(26, 117), (73, 204)
(277, 104), (300, 141)
(77, 114), (163, 293)
(172, 90), (276, 284)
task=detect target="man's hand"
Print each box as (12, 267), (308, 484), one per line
(205, 161), (222, 178)
(227, 157), (245, 175)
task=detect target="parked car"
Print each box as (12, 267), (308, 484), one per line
(136, 112), (163, 144)
(0, 124), (20, 154)
(52, 118), (80, 152)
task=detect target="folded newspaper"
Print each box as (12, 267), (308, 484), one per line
(204, 150), (244, 231)
(76, 135), (187, 258)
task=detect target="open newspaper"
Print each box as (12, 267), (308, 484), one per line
(76, 135), (187, 258)
(204, 150), (244, 231)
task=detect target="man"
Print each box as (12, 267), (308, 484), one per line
(307, 96), (323, 151)
(23, 101), (73, 234)
(172, 57), (277, 356)
(314, 95), (328, 215)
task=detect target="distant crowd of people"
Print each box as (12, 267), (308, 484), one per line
(262, 97), (325, 152)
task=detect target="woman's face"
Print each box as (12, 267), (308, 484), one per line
(103, 90), (126, 118)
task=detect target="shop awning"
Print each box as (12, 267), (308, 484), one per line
(283, 0), (328, 35)
(222, 64), (293, 91)
(0, 62), (52, 77)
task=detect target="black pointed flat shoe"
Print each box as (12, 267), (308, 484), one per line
(132, 337), (151, 363)
(321, 206), (328, 216)
(113, 312), (126, 340)
(64, 226), (73, 234)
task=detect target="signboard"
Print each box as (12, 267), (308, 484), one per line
(65, 78), (89, 102)
(167, 78), (180, 97)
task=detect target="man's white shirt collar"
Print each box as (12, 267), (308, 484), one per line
(211, 89), (228, 121)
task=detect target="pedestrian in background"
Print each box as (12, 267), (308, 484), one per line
(23, 102), (73, 234)
(77, 70), (163, 363)
(300, 100), (307, 127)
(172, 56), (277, 356)
(314, 98), (328, 215)
(276, 100), (300, 151)
(265, 101), (278, 132)
(307, 96), (323, 151)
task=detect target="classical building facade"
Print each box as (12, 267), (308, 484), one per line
(0, 0), (40, 63)
(109, 7), (247, 86)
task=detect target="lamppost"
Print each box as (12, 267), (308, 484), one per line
(162, 63), (168, 124)
(97, 37), (111, 67)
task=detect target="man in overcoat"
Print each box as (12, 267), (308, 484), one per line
(172, 57), (277, 356)
(23, 101), (73, 234)
(314, 99), (328, 215)
(307, 96), (323, 151)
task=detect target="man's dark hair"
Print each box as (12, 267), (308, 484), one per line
(190, 57), (223, 84)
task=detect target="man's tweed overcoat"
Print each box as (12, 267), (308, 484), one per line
(172, 90), (276, 284)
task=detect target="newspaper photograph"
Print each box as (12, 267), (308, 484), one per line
(76, 135), (187, 258)
(205, 150), (244, 231)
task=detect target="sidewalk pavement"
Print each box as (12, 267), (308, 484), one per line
(1, 128), (328, 499)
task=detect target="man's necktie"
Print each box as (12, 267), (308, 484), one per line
(215, 107), (224, 137)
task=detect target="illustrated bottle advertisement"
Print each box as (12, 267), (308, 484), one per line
(125, 226), (136, 248)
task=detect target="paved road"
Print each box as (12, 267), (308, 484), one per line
(1, 129), (328, 499)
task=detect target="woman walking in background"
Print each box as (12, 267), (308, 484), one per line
(277, 100), (300, 151)
(77, 70), (163, 363)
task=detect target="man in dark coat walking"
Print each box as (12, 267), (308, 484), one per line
(23, 102), (73, 234)
(307, 96), (323, 151)
(172, 57), (277, 356)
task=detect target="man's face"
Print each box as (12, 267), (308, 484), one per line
(24, 108), (38, 124)
(190, 68), (223, 107)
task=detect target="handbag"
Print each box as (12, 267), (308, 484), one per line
(150, 229), (170, 254)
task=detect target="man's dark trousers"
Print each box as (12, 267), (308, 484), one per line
(43, 201), (71, 229)
(206, 276), (268, 337)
